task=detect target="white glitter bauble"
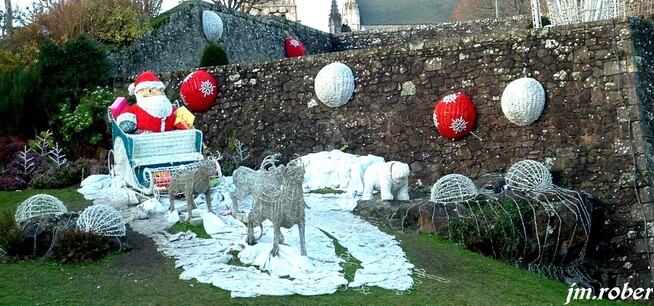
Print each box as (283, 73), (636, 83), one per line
(501, 77), (545, 126)
(202, 11), (224, 43)
(314, 62), (355, 108)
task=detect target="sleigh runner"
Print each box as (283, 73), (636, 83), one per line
(108, 109), (204, 195)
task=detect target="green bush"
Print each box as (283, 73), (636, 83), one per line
(53, 229), (111, 263)
(54, 87), (114, 157)
(528, 16), (551, 29)
(0, 211), (24, 260)
(89, 3), (151, 45)
(445, 196), (534, 262)
(0, 35), (112, 148)
(0, 68), (43, 137)
(29, 159), (100, 189)
(218, 159), (237, 176)
(200, 43), (229, 67)
(37, 35), (112, 158)
(38, 35), (111, 109)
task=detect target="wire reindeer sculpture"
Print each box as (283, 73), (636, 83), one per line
(230, 154), (281, 217)
(235, 155), (308, 257)
(168, 158), (221, 223)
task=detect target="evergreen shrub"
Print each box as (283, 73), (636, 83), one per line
(200, 43), (229, 67)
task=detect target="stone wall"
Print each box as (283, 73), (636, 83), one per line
(630, 17), (654, 287)
(109, 6), (534, 80)
(108, 0), (331, 79)
(141, 18), (654, 288)
(332, 16), (531, 52)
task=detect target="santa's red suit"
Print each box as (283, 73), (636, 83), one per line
(123, 103), (177, 132)
(116, 71), (178, 133)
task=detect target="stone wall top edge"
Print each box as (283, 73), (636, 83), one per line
(130, 17), (636, 81)
(170, 0), (331, 37)
(333, 16), (630, 38)
(334, 15), (531, 36)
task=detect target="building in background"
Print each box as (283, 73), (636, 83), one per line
(249, 0), (298, 21)
(353, 0), (458, 32)
(249, 0), (458, 33)
(328, 0), (342, 33)
(342, 0), (360, 31)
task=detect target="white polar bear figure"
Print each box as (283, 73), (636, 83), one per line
(362, 161), (410, 201)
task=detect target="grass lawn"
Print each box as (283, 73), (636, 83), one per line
(0, 189), (619, 305)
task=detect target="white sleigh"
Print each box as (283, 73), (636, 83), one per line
(107, 109), (204, 195)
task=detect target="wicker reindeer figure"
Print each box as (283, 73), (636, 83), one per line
(168, 159), (219, 222)
(231, 154), (281, 217)
(243, 156), (307, 256)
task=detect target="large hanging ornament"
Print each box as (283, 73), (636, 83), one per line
(180, 70), (219, 112)
(314, 62), (355, 108)
(501, 77), (545, 126)
(433, 92), (476, 140)
(202, 11), (224, 43)
(285, 37), (305, 58)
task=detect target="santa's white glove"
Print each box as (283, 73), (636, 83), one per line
(116, 113), (137, 133)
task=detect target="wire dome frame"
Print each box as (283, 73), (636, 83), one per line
(77, 204), (126, 237)
(15, 194), (68, 223)
(505, 160), (553, 192)
(430, 174), (479, 204)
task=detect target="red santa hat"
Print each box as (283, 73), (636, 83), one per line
(128, 71), (165, 95)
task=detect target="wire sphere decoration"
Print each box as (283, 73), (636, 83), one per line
(77, 204), (126, 237)
(15, 194), (68, 223)
(430, 174), (479, 204)
(505, 160), (553, 192)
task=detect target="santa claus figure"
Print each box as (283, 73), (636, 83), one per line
(116, 71), (177, 133)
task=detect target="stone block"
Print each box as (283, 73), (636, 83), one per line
(634, 238), (654, 253)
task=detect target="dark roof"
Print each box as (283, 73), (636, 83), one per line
(357, 0), (459, 25)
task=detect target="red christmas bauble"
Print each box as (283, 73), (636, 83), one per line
(433, 92), (476, 140)
(180, 70), (218, 112)
(285, 37), (305, 58)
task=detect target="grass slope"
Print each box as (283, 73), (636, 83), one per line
(0, 189), (618, 305)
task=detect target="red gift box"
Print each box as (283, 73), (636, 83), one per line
(110, 97), (128, 119)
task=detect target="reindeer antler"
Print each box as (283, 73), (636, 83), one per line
(260, 153), (281, 171)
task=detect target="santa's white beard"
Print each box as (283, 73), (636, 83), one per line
(136, 95), (173, 118)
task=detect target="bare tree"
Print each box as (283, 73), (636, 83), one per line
(128, 0), (164, 17)
(212, 0), (268, 13)
(4, 0), (12, 36)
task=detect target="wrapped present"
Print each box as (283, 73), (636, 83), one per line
(110, 97), (128, 119)
(153, 171), (172, 189)
(174, 106), (195, 130)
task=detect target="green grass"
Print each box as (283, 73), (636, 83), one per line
(308, 188), (346, 194)
(0, 189), (621, 305)
(321, 229), (362, 282)
(170, 222), (211, 239)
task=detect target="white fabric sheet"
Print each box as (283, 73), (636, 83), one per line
(78, 151), (413, 297)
